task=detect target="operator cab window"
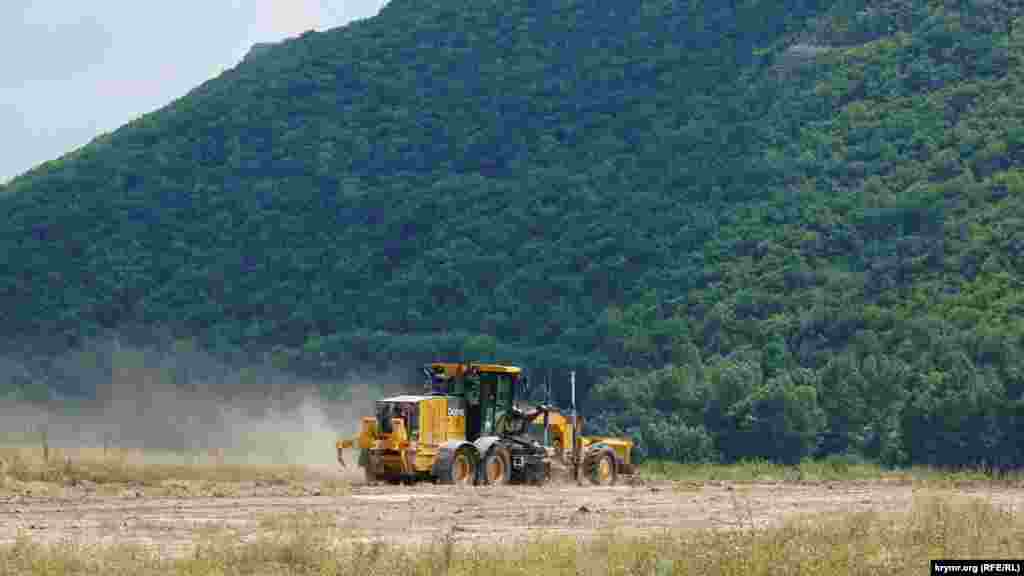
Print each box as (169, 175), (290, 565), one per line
(478, 372), (496, 434)
(376, 402), (417, 434)
(451, 375), (465, 396)
(496, 374), (512, 410)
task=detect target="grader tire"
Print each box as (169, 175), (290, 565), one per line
(551, 437), (565, 464)
(362, 451), (379, 484)
(440, 446), (477, 486)
(482, 445), (512, 485)
(584, 449), (618, 486)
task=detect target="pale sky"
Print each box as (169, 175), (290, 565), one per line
(1, 0), (389, 184)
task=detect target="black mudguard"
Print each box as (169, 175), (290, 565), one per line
(473, 436), (502, 459)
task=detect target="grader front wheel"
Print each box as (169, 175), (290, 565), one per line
(551, 437), (565, 463)
(361, 450), (379, 484)
(441, 447), (477, 486)
(585, 450), (618, 486)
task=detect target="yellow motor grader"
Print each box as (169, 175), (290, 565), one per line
(336, 362), (634, 486)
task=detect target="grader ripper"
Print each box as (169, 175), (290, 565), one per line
(336, 362), (634, 486)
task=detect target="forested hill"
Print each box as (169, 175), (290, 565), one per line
(4, 0), (1024, 468)
(1, 0), (830, 358)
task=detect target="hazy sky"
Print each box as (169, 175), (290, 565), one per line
(2, 0), (389, 184)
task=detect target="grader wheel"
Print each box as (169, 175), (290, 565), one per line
(551, 437), (565, 464)
(482, 446), (512, 485)
(440, 446), (477, 486)
(584, 449), (618, 486)
(453, 449), (475, 485)
(362, 451), (379, 484)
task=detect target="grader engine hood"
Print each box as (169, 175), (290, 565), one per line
(337, 396), (422, 468)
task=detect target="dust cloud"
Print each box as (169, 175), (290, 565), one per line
(0, 336), (413, 468)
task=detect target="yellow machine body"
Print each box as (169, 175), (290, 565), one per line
(338, 394), (464, 477)
(337, 361), (634, 484)
(526, 410), (635, 475)
(337, 363), (521, 482)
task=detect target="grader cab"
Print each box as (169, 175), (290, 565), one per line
(336, 362), (634, 486)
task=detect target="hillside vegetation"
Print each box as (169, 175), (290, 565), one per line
(3, 0), (1024, 468)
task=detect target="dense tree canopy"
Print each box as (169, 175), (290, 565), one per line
(3, 0), (1024, 467)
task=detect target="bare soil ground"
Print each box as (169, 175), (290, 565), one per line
(3, 477), (1023, 558)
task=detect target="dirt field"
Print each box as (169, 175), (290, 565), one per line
(3, 477), (1022, 558)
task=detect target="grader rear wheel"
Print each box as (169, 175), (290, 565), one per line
(482, 446), (512, 485)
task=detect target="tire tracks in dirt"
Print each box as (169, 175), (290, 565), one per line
(1, 481), (1021, 557)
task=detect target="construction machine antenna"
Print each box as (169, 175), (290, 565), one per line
(546, 368), (551, 406)
(571, 369), (578, 481)
(543, 367), (551, 446)
(457, 349), (467, 392)
(571, 370), (576, 415)
(547, 367), (552, 404)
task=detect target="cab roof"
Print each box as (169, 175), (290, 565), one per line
(427, 362), (522, 379)
(378, 395), (430, 403)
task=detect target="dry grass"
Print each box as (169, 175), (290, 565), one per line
(640, 457), (1024, 488)
(1, 491), (1021, 575)
(0, 444), (350, 498)
(4, 444), (1023, 574)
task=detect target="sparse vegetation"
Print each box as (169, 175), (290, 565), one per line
(640, 457), (1024, 487)
(1, 491), (1019, 575)
(0, 445), (350, 498)
(4, 445), (1019, 497)
(2, 451), (1020, 573)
